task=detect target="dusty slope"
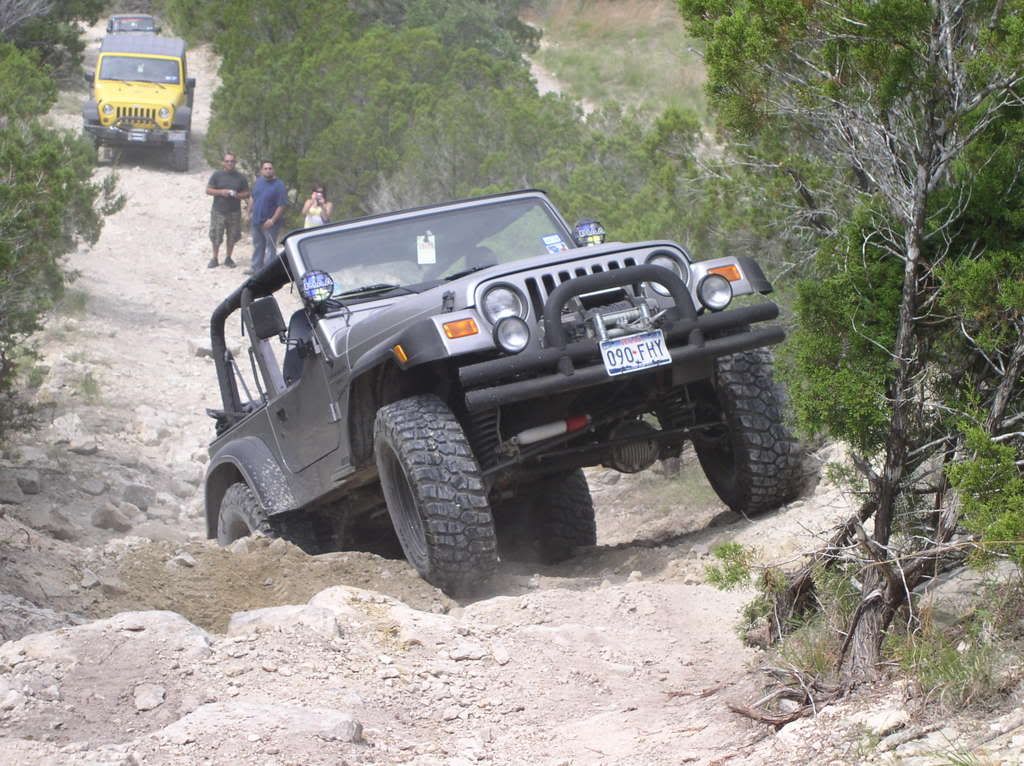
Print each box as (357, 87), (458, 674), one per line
(0, 20), (1022, 766)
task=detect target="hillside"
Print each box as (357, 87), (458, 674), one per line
(0, 13), (1022, 766)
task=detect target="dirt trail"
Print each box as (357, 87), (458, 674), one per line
(6, 21), (1017, 766)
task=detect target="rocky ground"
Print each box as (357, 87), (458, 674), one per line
(0, 21), (1022, 766)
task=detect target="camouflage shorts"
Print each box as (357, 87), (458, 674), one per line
(209, 209), (242, 246)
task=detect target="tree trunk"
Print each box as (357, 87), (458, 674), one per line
(840, 166), (931, 679)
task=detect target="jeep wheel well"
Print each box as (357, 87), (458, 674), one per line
(348, 360), (448, 467)
(204, 462), (244, 538)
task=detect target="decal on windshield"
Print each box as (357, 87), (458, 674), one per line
(542, 234), (568, 253)
(417, 231), (436, 265)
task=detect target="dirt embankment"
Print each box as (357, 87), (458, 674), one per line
(0, 20), (1021, 766)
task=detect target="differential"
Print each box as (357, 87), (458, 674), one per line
(603, 420), (660, 473)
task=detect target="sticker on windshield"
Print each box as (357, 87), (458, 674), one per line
(542, 233), (568, 253)
(417, 231), (436, 265)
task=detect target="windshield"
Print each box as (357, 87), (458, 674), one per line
(99, 55), (179, 84)
(112, 17), (157, 32)
(297, 197), (573, 295)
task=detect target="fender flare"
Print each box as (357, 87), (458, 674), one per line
(82, 101), (99, 123)
(204, 436), (298, 539)
(173, 105), (191, 130)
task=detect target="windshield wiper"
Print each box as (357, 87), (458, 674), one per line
(444, 263), (496, 281)
(335, 283), (413, 297)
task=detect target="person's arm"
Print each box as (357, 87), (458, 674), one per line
(236, 182), (250, 201)
(266, 204), (286, 228)
(322, 200), (333, 221)
(301, 197), (314, 215)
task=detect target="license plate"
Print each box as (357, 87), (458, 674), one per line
(129, 131), (147, 142)
(600, 330), (672, 376)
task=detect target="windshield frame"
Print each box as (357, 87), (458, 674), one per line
(284, 190), (575, 300)
(98, 54), (181, 85)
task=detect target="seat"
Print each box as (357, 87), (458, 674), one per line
(282, 310), (313, 385)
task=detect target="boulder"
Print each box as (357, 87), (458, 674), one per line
(122, 483), (156, 511)
(91, 504), (133, 532)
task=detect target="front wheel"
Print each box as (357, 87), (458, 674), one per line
(692, 348), (803, 515)
(374, 395), (498, 595)
(169, 141), (189, 172)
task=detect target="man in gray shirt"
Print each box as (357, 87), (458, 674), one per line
(205, 152), (250, 268)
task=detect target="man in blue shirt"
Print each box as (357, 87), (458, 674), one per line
(249, 160), (288, 273)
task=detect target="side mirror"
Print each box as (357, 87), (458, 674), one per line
(245, 297), (287, 340)
(83, 70), (94, 85)
(154, 25), (162, 34)
(186, 77), (196, 90)
(106, 22), (113, 33)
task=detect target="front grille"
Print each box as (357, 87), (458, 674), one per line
(115, 106), (157, 126)
(523, 256), (638, 317)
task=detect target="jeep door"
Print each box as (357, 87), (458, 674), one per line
(268, 345), (341, 473)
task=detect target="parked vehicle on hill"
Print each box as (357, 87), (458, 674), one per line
(82, 34), (194, 171)
(203, 190), (803, 595)
(106, 14), (161, 34)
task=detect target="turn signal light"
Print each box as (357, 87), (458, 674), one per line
(708, 264), (742, 281)
(443, 318), (479, 339)
(392, 344), (409, 363)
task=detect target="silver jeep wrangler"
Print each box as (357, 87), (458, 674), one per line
(204, 190), (802, 594)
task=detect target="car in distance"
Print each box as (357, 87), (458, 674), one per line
(82, 34), (194, 171)
(203, 190), (803, 595)
(106, 14), (161, 34)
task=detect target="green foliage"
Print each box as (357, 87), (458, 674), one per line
(0, 44), (124, 443)
(0, 44), (57, 119)
(0, 0), (106, 76)
(781, 206), (902, 453)
(947, 428), (1024, 570)
(704, 542), (753, 590)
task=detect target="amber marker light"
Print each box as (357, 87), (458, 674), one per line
(443, 318), (479, 339)
(392, 344), (409, 363)
(708, 264), (742, 281)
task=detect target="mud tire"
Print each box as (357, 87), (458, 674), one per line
(374, 394), (498, 595)
(530, 469), (596, 563)
(170, 141), (189, 172)
(217, 482), (273, 545)
(692, 348), (803, 515)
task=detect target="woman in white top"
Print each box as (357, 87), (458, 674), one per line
(302, 184), (333, 228)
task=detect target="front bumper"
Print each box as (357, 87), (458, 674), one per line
(460, 264), (784, 412)
(84, 123), (186, 147)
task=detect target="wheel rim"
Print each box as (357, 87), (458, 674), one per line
(382, 447), (428, 567)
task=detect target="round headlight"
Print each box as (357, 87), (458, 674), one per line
(158, 107), (171, 119)
(697, 274), (733, 311)
(481, 285), (526, 324)
(646, 253), (689, 296)
(101, 103), (114, 115)
(493, 316), (530, 354)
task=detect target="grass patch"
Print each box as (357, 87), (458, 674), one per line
(77, 371), (102, 403)
(57, 288), (89, 316)
(887, 580), (1024, 710)
(528, 0), (707, 120)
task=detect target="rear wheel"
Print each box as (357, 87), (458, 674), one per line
(692, 348), (803, 515)
(217, 482), (272, 545)
(496, 469), (596, 564)
(374, 395), (498, 595)
(530, 469), (596, 563)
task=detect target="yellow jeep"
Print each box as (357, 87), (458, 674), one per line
(82, 34), (195, 171)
